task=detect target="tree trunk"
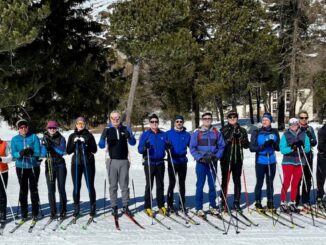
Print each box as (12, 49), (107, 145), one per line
(215, 96), (224, 127)
(191, 91), (200, 130)
(248, 90), (254, 124)
(256, 87), (261, 123)
(278, 88), (285, 130)
(125, 62), (140, 127)
(288, 14), (300, 118)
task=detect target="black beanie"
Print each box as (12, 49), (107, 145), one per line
(175, 115), (184, 121)
(148, 113), (159, 121)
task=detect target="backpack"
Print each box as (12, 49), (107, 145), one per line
(197, 127), (219, 142)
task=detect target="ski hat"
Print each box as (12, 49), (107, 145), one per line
(16, 119), (28, 128)
(227, 110), (238, 118)
(47, 120), (58, 129)
(175, 115), (184, 121)
(148, 113), (159, 121)
(289, 118), (299, 126)
(262, 112), (273, 122)
(201, 112), (213, 118)
(76, 117), (86, 123)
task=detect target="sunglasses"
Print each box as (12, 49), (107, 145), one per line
(19, 126), (28, 129)
(150, 120), (159, 124)
(48, 127), (57, 130)
(228, 116), (238, 119)
(202, 117), (212, 121)
(111, 117), (120, 121)
(300, 117), (308, 120)
(175, 120), (184, 123)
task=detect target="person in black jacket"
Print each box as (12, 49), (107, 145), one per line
(66, 117), (97, 217)
(317, 123), (326, 209)
(295, 111), (317, 208)
(220, 110), (249, 211)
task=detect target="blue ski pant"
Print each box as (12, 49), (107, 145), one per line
(195, 162), (217, 210)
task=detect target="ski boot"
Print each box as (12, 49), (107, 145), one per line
(267, 200), (276, 213)
(196, 209), (205, 218)
(59, 211), (66, 219)
(208, 207), (219, 215)
(280, 201), (288, 213)
(316, 198), (326, 210)
(288, 201), (300, 213)
(159, 207), (167, 216)
(145, 208), (153, 217)
(167, 205), (176, 214)
(233, 201), (241, 212)
(122, 206), (133, 217)
(255, 201), (264, 213)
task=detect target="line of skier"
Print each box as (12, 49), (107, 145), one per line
(0, 109), (326, 227)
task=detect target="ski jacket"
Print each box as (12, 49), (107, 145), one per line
(220, 123), (249, 164)
(250, 126), (280, 164)
(0, 140), (9, 173)
(189, 126), (225, 162)
(138, 129), (167, 164)
(41, 131), (66, 165)
(280, 128), (311, 165)
(166, 128), (191, 165)
(66, 128), (97, 165)
(98, 123), (136, 159)
(300, 124), (317, 151)
(318, 124), (326, 155)
(11, 133), (41, 169)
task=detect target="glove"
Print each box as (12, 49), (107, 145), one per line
(23, 148), (34, 157)
(0, 157), (2, 162)
(233, 128), (241, 139)
(122, 128), (131, 139)
(295, 140), (304, 148)
(291, 143), (298, 151)
(211, 155), (218, 162)
(144, 140), (151, 150)
(19, 149), (25, 158)
(200, 156), (211, 164)
(263, 139), (274, 148)
(165, 141), (172, 150)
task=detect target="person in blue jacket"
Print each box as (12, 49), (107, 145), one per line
(250, 112), (280, 211)
(190, 112), (225, 217)
(279, 118), (311, 213)
(40, 120), (67, 219)
(166, 115), (191, 213)
(138, 113), (168, 217)
(11, 119), (41, 221)
(98, 110), (136, 217)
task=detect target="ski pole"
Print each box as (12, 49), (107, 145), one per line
(75, 142), (79, 197)
(167, 149), (187, 223)
(210, 160), (240, 234)
(146, 148), (154, 225)
(30, 164), (44, 218)
(224, 138), (234, 212)
(103, 178), (107, 215)
(132, 178), (137, 212)
(208, 160), (227, 234)
(298, 147), (316, 226)
(238, 138), (249, 213)
(81, 143), (91, 193)
(0, 171), (16, 224)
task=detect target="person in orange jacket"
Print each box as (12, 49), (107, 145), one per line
(0, 138), (13, 225)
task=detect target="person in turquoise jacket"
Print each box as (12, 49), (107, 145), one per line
(279, 118), (311, 213)
(11, 119), (41, 221)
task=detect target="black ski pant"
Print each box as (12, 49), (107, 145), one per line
(167, 163), (187, 209)
(0, 171), (8, 221)
(296, 153), (313, 205)
(255, 163), (276, 202)
(16, 167), (40, 218)
(144, 162), (165, 209)
(220, 160), (243, 204)
(71, 161), (96, 209)
(317, 153), (326, 199)
(46, 161), (67, 216)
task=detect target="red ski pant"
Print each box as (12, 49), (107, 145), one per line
(280, 164), (303, 202)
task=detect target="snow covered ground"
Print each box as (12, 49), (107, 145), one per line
(1, 120), (326, 244)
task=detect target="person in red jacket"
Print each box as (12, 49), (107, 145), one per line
(0, 138), (12, 225)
